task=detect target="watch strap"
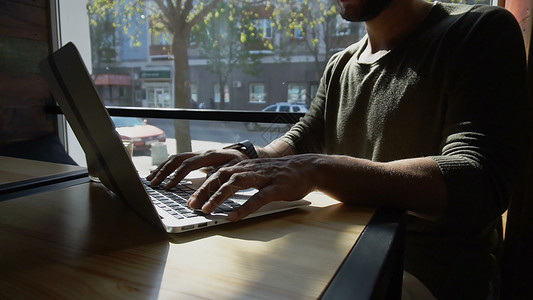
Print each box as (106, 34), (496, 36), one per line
(223, 140), (258, 159)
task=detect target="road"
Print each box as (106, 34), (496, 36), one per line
(132, 119), (290, 176)
(147, 119), (288, 147)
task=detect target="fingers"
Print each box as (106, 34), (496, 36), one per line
(187, 164), (286, 221)
(146, 149), (244, 188)
(150, 154), (309, 223)
(147, 153), (196, 186)
(163, 152), (218, 188)
(228, 186), (276, 221)
(188, 167), (260, 211)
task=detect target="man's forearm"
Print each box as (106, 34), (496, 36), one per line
(257, 139), (296, 158)
(257, 141), (448, 219)
(315, 155), (448, 219)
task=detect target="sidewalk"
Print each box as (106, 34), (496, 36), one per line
(132, 139), (225, 176)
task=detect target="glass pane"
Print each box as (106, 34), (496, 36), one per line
(249, 83), (266, 103)
(214, 83), (230, 103)
(130, 119), (287, 176)
(287, 83), (306, 103)
(60, 0), (493, 168)
(84, 0), (367, 112)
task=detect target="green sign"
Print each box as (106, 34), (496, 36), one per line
(140, 70), (171, 79)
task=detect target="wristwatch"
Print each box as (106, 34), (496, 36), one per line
(223, 140), (258, 159)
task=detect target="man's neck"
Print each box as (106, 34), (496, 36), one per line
(363, 0), (434, 55)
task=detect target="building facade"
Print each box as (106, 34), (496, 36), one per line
(89, 0), (365, 111)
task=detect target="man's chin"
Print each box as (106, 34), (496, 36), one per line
(338, 0), (394, 22)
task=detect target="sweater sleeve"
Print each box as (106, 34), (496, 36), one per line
(430, 6), (529, 227)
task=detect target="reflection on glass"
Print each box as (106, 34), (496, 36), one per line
(86, 0), (368, 111)
(129, 119), (288, 176)
(66, 0), (492, 169)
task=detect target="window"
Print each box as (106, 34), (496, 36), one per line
(254, 19), (273, 39)
(279, 105), (290, 112)
(190, 83), (198, 106)
(81, 0), (355, 116)
(249, 83), (266, 103)
(264, 105), (277, 112)
(146, 86), (172, 108)
(294, 28), (304, 39)
(287, 83), (306, 103)
(59, 0), (496, 173)
(214, 83), (230, 103)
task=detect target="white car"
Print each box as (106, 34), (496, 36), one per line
(262, 102), (308, 113)
(245, 102), (308, 131)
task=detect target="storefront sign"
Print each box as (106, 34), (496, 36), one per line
(140, 70), (171, 79)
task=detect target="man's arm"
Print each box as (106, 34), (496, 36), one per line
(316, 155), (447, 220)
(257, 139), (296, 158)
(188, 153), (448, 222)
(147, 139), (296, 187)
(258, 140), (448, 219)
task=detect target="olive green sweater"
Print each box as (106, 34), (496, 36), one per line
(281, 3), (529, 299)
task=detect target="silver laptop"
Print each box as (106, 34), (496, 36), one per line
(40, 42), (310, 233)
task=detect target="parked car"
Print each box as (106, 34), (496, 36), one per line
(262, 102), (309, 113)
(111, 116), (166, 151)
(245, 102), (309, 131)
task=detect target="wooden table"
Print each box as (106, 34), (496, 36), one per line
(0, 159), (404, 299)
(0, 156), (85, 184)
(0, 156), (88, 200)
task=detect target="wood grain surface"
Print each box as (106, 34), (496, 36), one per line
(0, 181), (374, 299)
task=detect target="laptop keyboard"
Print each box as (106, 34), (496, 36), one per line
(141, 178), (241, 219)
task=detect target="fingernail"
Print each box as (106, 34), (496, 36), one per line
(202, 200), (216, 213)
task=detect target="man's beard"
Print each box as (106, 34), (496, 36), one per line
(338, 0), (395, 22)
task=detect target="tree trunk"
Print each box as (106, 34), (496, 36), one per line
(172, 35), (192, 153)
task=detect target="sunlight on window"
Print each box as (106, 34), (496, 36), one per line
(61, 0), (494, 170)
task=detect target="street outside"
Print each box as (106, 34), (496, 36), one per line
(132, 119), (289, 176)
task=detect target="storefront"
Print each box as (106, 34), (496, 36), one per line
(92, 74), (132, 106)
(139, 69), (173, 108)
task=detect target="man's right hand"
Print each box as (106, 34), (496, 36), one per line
(146, 148), (249, 189)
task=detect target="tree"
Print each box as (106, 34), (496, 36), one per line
(269, 0), (340, 81)
(192, 0), (266, 109)
(88, 13), (118, 66)
(88, 0), (221, 153)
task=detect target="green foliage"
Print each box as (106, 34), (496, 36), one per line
(268, 0), (341, 72)
(191, 0), (268, 106)
(87, 0), (147, 65)
(87, 0), (146, 43)
(271, 0), (337, 40)
(87, 0), (222, 57)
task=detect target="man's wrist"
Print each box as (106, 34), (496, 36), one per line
(223, 140), (258, 159)
(255, 147), (269, 159)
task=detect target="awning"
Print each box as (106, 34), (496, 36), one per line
(92, 74), (132, 86)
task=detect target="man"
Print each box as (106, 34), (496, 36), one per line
(148, 0), (529, 298)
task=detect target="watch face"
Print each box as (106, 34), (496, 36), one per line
(224, 141), (257, 159)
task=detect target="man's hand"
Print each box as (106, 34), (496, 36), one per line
(187, 155), (320, 221)
(148, 149), (448, 222)
(146, 148), (250, 188)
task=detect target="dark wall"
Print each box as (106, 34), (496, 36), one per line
(0, 0), (56, 147)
